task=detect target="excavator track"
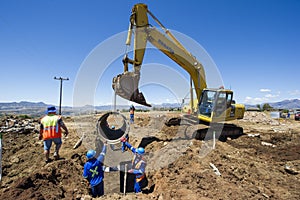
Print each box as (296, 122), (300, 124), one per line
(193, 123), (243, 141)
(165, 114), (243, 141)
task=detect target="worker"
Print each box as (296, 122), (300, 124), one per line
(39, 106), (69, 163)
(83, 141), (108, 197)
(129, 105), (135, 123)
(110, 125), (116, 150)
(120, 137), (147, 193)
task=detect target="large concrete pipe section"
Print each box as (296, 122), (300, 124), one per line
(96, 112), (129, 144)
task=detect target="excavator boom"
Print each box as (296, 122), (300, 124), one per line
(112, 3), (206, 107)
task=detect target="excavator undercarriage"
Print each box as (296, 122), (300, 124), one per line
(165, 114), (244, 141)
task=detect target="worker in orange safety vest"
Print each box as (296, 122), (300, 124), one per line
(39, 106), (69, 163)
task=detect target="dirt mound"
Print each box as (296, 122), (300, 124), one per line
(0, 115), (89, 200)
(0, 112), (300, 200)
(1, 160), (86, 200)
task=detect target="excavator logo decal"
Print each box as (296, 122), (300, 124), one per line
(158, 39), (174, 54)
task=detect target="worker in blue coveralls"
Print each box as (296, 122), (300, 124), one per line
(120, 137), (147, 193)
(129, 105), (135, 123)
(83, 141), (108, 197)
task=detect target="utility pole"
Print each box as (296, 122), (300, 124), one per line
(54, 76), (69, 115)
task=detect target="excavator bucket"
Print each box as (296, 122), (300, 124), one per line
(112, 72), (151, 107)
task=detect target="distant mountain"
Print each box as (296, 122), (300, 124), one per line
(269, 99), (300, 109)
(158, 103), (181, 108)
(0, 101), (48, 108)
(1, 99), (299, 116)
(245, 99), (300, 110)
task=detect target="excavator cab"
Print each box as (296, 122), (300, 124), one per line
(198, 89), (245, 123)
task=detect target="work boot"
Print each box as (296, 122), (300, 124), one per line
(53, 152), (60, 160)
(45, 158), (52, 164)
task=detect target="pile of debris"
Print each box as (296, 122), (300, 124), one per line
(241, 112), (280, 125)
(0, 116), (39, 134)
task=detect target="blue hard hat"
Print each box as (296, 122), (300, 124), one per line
(47, 106), (57, 114)
(86, 149), (96, 159)
(111, 125), (115, 129)
(136, 147), (145, 155)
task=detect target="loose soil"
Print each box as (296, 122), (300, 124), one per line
(0, 111), (299, 200)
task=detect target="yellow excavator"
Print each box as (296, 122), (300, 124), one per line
(112, 4), (245, 137)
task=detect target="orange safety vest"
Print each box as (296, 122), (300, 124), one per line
(41, 115), (62, 140)
(132, 155), (146, 182)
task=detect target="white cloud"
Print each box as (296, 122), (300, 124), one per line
(288, 90), (300, 96)
(244, 96), (263, 104)
(265, 94), (278, 98)
(244, 96), (269, 105)
(243, 90), (283, 105)
(245, 96), (252, 101)
(260, 89), (271, 92)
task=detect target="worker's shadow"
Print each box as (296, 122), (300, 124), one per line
(55, 157), (66, 161)
(138, 136), (161, 148)
(142, 183), (155, 194)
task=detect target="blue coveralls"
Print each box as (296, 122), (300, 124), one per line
(129, 106), (135, 123)
(83, 145), (107, 197)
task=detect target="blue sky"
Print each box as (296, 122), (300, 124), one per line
(0, 0), (299, 107)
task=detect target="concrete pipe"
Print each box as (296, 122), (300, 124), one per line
(96, 112), (129, 144)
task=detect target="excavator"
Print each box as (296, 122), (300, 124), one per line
(112, 3), (245, 139)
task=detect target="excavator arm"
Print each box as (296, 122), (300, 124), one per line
(112, 3), (206, 107)
(146, 27), (207, 100)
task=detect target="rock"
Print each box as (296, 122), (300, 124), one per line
(1, 117), (38, 134)
(262, 193), (269, 198)
(10, 156), (20, 164)
(158, 194), (164, 200)
(248, 133), (260, 137)
(284, 165), (299, 175)
(261, 141), (276, 147)
(209, 162), (221, 176)
(80, 195), (92, 200)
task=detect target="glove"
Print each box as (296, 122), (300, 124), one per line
(120, 137), (127, 143)
(39, 134), (43, 140)
(128, 169), (139, 174)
